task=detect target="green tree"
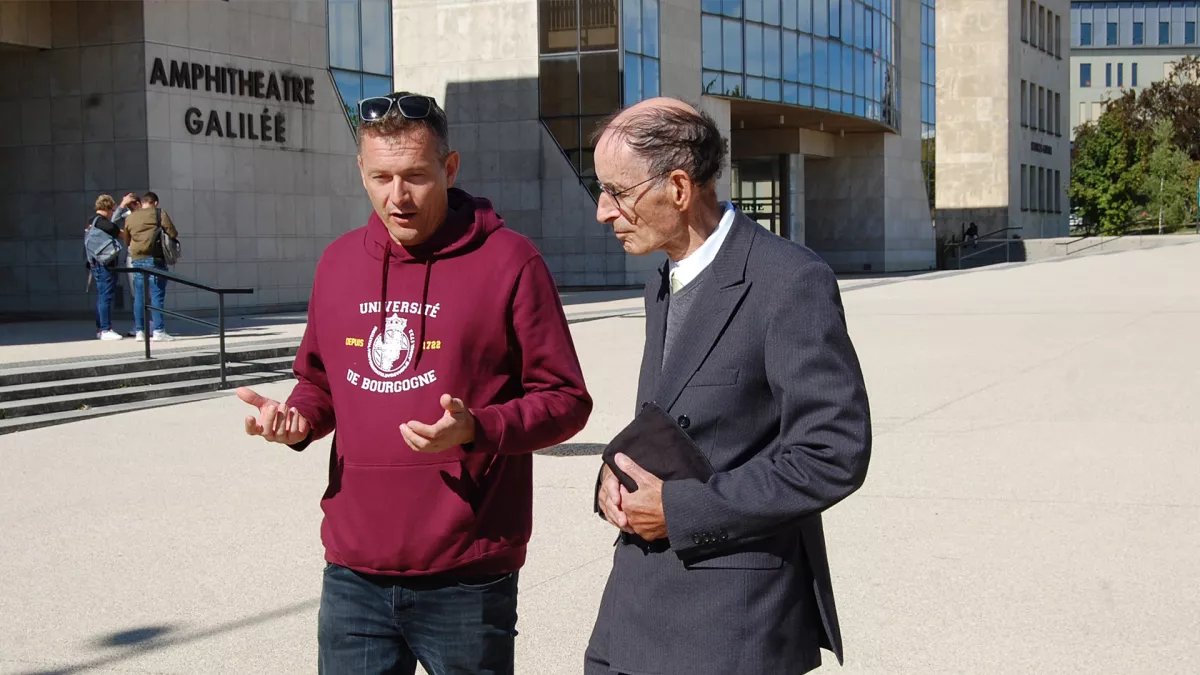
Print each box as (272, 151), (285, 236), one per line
(1070, 113), (1142, 234)
(1142, 120), (1197, 231)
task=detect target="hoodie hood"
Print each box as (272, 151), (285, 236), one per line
(364, 188), (504, 366)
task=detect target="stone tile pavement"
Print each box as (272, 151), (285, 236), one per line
(1, 242), (1198, 674)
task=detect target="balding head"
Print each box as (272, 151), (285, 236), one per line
(593, 97), (727, 190)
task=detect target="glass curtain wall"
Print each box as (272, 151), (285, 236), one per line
(329, 0), (394, 129)
(921, 0), (935, 215)
(538, 0), (660, 196)
(701, 0), (900, 129)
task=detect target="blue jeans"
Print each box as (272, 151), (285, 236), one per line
(92, 264), (117, 332)
(318, 563), (518, 675)
(131, 258), (168, 333)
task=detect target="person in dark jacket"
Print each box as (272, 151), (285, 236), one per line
(87, 194), (124, 341)
(235, 92), (593, 675)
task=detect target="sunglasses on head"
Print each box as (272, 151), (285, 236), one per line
(357, 94), (437, 123)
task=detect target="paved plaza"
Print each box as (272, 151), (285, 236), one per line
(2, 244), (1198, 674)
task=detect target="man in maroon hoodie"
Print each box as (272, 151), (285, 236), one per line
(236, 92), (593, 674)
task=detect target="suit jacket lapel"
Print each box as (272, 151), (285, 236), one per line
(654, 214), (758, 411)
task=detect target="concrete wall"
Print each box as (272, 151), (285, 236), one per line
(0, 0), (52, 50)
(0, 0), (367, 319)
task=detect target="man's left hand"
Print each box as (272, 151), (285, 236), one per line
(401, 394), (476, 453)
(614, 453), (668, 541)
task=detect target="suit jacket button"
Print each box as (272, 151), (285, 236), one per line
(693, 534), (702, 545)
(677, 415), (690, 429)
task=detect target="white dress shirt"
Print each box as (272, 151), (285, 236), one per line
(669, 202), (736, 293)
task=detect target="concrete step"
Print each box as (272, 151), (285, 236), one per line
(0, 356), (296, 402)
(0, 342), (298, 387)
(0, 390), (235, 436)
(0, 366), (295, 421)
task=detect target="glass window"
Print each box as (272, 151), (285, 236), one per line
(723, 18), (743, 72)
(746, 23), (764, 76)
(797, 0), (811, 33)
(332, 69), (362, 110)
(815, 87), (828, 109)
(784, 82), (798, 104)
(1160, 21), (1170, 45)
(765, 79), (781, 102)
(702, 0), (722, 13)
(643, 0), (660, 57)
(1117, 62), (1123, 87)
(799, 85), (813, 107)
(581, 52), (620, 113)
(855, 49), (865, 97)
(540, 0), (578, 52)
(642, 58), (659, 98)
(745, 0), (761, 23)
(1054, 92), (1060, 135)
(360, 0), (392, 75)
(1107, 22), (1117, 46)
(362, 74), (392, 100)
(784, 30), (798, 81)
(703, 16), (723, 71)
(723, 0), (742, 18)
(624, 53), (642, 103)
(814, 38), (828, 88)
(1038, 86), (1045, 131)
(1040, 7), (1047, 50)
(782, 0), (796, 29)
(1020, 81), (1027, 126)
(841, 44), (853, 94)
(1105, 63), (1111, 88)
(763, 0), (780, 26)
(1021, 0), (1028, 42)
(724, 73), (744, 96)
(1055, 14), (1061, 56)
(747, 76), (764, 99)
(829, 0), (840, 40)
(764, 27), (781, 79)
(329, 0), (361, 70)
(1020, 165), (1027, 211)
(829, 41), (841, 92)
(855, 2), (865, 49)
(540, 57), (580, 116)
(1080, 62), (1091, 87)
(1081, 22), (1092, 46)
(1029, 166), (1037, 212)
(1133, 21), (1144, 45)
(814, 0), (828, 37)
(1188, 22), (1197, 45)
(1132, 62), (1139, 87)
(842, 0), (853, 45)
(624, 0), (643, 53)
(798, 34), (813, 85)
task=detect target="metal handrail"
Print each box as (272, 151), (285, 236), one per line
(944, 227), (1022, 270)
(111, 266), (254, 387)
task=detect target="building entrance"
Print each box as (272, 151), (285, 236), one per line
(731, 155), (789, 239)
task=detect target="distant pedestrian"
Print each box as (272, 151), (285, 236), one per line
(965, 222), (979, 248)
(120, 192), (179, 341)
(85, 195), (125, 341)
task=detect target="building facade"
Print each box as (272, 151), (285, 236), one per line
(1069, 0), (1200, 137)
(0, 0), (371, 319)
(935, 0), (1071, 241)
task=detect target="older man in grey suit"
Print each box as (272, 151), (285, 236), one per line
(586, 97), (872, 675)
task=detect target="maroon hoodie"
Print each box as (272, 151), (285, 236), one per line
(287, 188), (592, 577)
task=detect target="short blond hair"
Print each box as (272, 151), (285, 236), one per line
(94, 194), (116, 211)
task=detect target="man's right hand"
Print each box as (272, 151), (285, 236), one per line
(598, 464), (633, 533)
(237, 387), (311, 445)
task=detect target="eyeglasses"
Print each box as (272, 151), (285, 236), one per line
(599, 170), (672, 201)
(357, 94), (436, 123)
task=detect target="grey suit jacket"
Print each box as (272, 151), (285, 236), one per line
(587, 212), (872, 675)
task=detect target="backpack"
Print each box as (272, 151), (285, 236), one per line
(84, 216), (124, 268)
(154, 208), (182, 266)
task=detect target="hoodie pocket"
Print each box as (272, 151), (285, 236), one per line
(321, 460), (484, 574)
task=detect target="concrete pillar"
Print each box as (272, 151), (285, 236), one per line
(700, 95), (733, 203)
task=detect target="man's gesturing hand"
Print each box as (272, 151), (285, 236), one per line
(598, 464), (632, 533)
(400, 394), (476, 453)
(237, 387), (311, 445)
(614, 453), (668, 541)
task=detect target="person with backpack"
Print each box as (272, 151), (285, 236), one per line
(85, 194), (126, 341)
(121, 191), (180, 341)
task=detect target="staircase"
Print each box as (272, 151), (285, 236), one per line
(0, 342), (299, 435)
(945, 239), (1026, 270)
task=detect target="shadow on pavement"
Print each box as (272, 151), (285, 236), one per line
(541, 443), (606, 457)
(17, 599), (318, 675)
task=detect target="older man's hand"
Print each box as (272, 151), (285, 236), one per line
(598, 464), (632, 533)
(613, 453), (668, 541)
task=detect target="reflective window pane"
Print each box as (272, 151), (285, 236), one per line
(829, 41), (841, 91)
(854, 2), (865, 49)
(362, 74), (393, 101)
(545, 117), (580, 154)
(329, 0), (361, 70)
(745, 0), (761, 22)
(723, 0), (742, 19)
(797, 0), (811, 33)
(784, 83), (799, 104)
(814, 0), (828, 37)
(643, 57), (660, 97)
(702, 0), (722, 12)
(746, 23), (764, 76)
(582, 0), (618, 50)
(624, 53), (642, 103)
(765, 79), (781, 102)
(724, 73), (744, 96)
(814, 38), (828, 87)
(783, 30), (798, 81)
(540, 0), (579, 52)
(854, 49), (865, 95)
(361, 0), (392, 75)
(799, 85), (812, 107)
(799, 34), (813, 84)
(703, 15), (723, 70)
(723, 19), (743, 72)
(643, 0), (660, 57)
(703, 70), (722, 94)
(841, 0), (852, 45)
(581, 52), (621, 113)
(841, 44), (853, 93)
(829, 0), (840, 39)
(763, 0), (780, 27)
(747, 76), (764, 99)
(539, 56), (580, 116)
(782, 0), (796, 30)
(623, 0), (642, 53)
(764, 27), (781, 79)
(815, 87), (829, 109)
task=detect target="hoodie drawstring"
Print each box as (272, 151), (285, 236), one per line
(413, 260), (431, 367)
(379, 242), (391, 335)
